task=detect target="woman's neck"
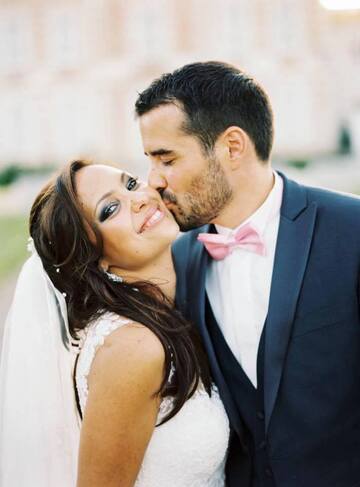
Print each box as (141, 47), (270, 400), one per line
(119, 247), (176, 302)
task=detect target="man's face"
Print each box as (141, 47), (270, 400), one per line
(139, 103), (233, 231)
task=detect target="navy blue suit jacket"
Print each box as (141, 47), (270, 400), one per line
(172, 173), (360, 486)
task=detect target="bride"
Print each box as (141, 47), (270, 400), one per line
(0, 160), (229, 486)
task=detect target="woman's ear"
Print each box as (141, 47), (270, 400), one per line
(98, 258), (109, 273)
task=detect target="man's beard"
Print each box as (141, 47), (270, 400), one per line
(162, 156), (233, 232)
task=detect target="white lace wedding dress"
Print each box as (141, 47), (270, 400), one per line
(76, 312), (230, 487)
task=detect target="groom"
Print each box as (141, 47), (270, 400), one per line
(135, 61), (360, 487)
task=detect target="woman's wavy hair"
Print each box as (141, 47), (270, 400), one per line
(29, 160), (212, 424)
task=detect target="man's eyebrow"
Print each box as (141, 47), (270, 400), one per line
(145, 149), (174, 157)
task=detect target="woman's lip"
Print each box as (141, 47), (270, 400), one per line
(139, 207), (165, 233)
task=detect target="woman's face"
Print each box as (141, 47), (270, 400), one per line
(75, 164), (179, 275)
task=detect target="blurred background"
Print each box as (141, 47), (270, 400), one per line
(1, 0), (360, 338)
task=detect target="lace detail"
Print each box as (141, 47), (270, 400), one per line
(76, 312), (229, 487)
(158, 381), (212, 422)
(76, 312), (131, 414)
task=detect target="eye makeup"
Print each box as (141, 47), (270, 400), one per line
(99, 201), (120, 222)
(96, 173), (140, 222)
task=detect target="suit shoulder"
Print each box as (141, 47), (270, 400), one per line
(305, 184), (360, 218)
(306, 184), (360, 206)
(172, 226), (209, 256)
(171, 227), (208, 296)
(300, 184), (360, 245)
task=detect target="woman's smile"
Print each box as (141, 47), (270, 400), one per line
(139, 207), (165, 233)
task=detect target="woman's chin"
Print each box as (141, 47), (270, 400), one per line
(141, 212), (179, 247)
(161, 210), (179, 235)
(165, 219), (180, 244)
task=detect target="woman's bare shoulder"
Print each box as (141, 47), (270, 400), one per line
(87, 319), (165, 394)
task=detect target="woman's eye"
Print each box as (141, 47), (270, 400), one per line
(163, 160), (174, 167)
(99, 202), (119, 222)
(126, 177), (139, 191)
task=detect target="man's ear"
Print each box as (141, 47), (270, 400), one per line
(222, 126), (248, 164)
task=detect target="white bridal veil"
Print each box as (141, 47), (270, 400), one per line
(0, 242), (80, 486)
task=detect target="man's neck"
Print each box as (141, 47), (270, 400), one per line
(213, 164), (275, 229)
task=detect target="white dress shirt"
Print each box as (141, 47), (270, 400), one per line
(206, 172), (283, 387)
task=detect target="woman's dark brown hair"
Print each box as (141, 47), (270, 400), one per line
(29, 160), (211, 424)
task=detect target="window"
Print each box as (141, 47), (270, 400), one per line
(45, 7), (81, 70)
(0, 7), (33, 75)
(124, 0), (174, 59)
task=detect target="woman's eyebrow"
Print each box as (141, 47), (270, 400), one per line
(94, 173), (124, 215)
(95, 190), (114, 215)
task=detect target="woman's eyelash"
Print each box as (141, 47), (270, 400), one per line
(163, 160), (174, 167)
(99, 202), (119, 222)
(98, 176), (138, 222)
(126, 176), (139, 191)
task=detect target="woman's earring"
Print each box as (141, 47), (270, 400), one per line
(104, 270), (123, 283)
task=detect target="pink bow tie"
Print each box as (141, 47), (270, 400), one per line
(197, 223), (266, 260)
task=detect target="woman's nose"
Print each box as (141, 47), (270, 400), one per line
(130, 190), (152, 213)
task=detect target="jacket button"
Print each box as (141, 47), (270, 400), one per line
(257, 411), (265, 420)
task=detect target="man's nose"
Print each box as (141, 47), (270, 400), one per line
(148, 166), (167, 192)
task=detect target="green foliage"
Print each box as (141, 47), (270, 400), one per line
(0, 164), (55, 188)
(0, 165), (21, 187)
(337, 125), (352, 155)
(287, 158), (310, 170)
(0, 215), (28, 282)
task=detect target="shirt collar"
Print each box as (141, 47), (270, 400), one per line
(215, 171), (283, 238)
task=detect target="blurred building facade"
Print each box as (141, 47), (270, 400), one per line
(0, 0), (359, 170)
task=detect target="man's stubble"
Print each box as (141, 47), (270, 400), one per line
(163, 156), (233, 232)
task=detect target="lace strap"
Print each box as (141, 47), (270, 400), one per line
(76, 313), (176, 421)
(75, 313), (131, 414)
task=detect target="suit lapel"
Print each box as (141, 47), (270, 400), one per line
(264, 174), (317, 433)
(186, 228), (246, 444)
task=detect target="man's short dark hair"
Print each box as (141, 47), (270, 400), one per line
(135, 61), (274, 162)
